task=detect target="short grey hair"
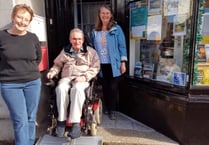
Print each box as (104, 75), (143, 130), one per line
(69, 28), (84, 38)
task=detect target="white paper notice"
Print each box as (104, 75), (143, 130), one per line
(202, 13), (209, 36)
(147, 15), (162, 40)
(131, 25), (146, 37)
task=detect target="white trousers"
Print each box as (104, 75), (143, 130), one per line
(55, 77), (89, 123)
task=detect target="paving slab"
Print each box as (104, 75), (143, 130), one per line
(97, 112), (179, 145)
(0, 118), (14, 141)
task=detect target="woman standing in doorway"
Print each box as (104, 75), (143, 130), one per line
(91, 4), (127, 120)
(0, 4), (42, 145)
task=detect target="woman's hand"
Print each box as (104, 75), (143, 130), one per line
(120, 62), (126, 74)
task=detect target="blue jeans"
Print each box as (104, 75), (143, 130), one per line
(0, 78), (41, 145)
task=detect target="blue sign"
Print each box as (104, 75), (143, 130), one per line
(172, 72), (187, 86)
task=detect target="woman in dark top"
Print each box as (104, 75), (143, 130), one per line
(0, 4), (42, 145)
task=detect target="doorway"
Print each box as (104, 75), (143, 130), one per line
(74, 0), (110, 36)
(45, 0), (110, 66)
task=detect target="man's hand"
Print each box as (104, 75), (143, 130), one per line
(73, 76), (86, 82)
(46, 70), (56, 79)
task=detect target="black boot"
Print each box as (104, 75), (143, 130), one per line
(55, 121), (66, 137)
(70, 123), (81, 139)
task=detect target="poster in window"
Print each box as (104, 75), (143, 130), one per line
(201, 13), (209, 44)
(202, 13), (209, 36)
(147, 15), (162, 40)
(172, 72), (187, 86)
(130, 2), (147, 39)
(205, 44), (209, 63)
(197, 44), (206, 62)
(164, 0), (190, 16)
(148, 0), (162, 15)
(197, 64), (209, 85)
(173, 15), (186, 36)
(164, 0), (178, 16)
(205, 0), (209, 8)
(177, 0), (190, 15)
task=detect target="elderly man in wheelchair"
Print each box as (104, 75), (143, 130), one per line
(46, 28), (100, 139)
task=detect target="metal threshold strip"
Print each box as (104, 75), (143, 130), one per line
(36, 134), (103, 145)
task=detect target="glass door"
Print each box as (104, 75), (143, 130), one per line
(73, 0), (111, 36)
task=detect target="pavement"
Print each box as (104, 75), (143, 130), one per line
(0, 111), (179, 145)
(96, 111), (179, 145)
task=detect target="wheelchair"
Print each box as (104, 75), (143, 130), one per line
(45, 76), (103, 137)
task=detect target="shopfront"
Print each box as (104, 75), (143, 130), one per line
(44, 0), (209, 144)
(119, 0), (209, 145)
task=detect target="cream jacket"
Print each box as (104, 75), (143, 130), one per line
(50, 46), (100, 82)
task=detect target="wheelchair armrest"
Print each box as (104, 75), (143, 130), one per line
(89, 77), (97, 86)
(85, 77), (98, 99)
(45, 79), (56, 87)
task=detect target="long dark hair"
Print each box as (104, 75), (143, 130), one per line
(94, 4), (115, 31)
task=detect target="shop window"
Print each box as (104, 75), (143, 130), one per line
(193, 0), (209, 86)
(129, 0), (193, 87)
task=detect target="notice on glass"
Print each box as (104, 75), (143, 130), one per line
(202, 36), (209, 44)
(164, 0), (178, 16)
(131, 26), (146, 38)
(197, 64), (209, 85)
(197, 44), (206, 62)
(130, 6), (147, 39)
(148, 0), (162, 15)
(172, 72), (187, 86)
(196, 45), (209, 85)
(202, 13), (209, 36)
(164, 0), (190, 16)
(147, 15), (162, 40)
(196, 44), (209, 63)
(173, 15), (186, 36)
(205, 44), (209, 63)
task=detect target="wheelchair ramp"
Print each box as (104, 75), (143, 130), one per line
(69, 136), (103, 145)
(36, 134), (69, 145)
(36, 134), (103, 145)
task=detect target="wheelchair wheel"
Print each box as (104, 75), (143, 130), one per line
(90, 122), (97, 136)
(94, 98), (103, 125)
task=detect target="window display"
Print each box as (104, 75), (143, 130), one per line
(193, 0), (209, 86)
(130, 0), (194, 86)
